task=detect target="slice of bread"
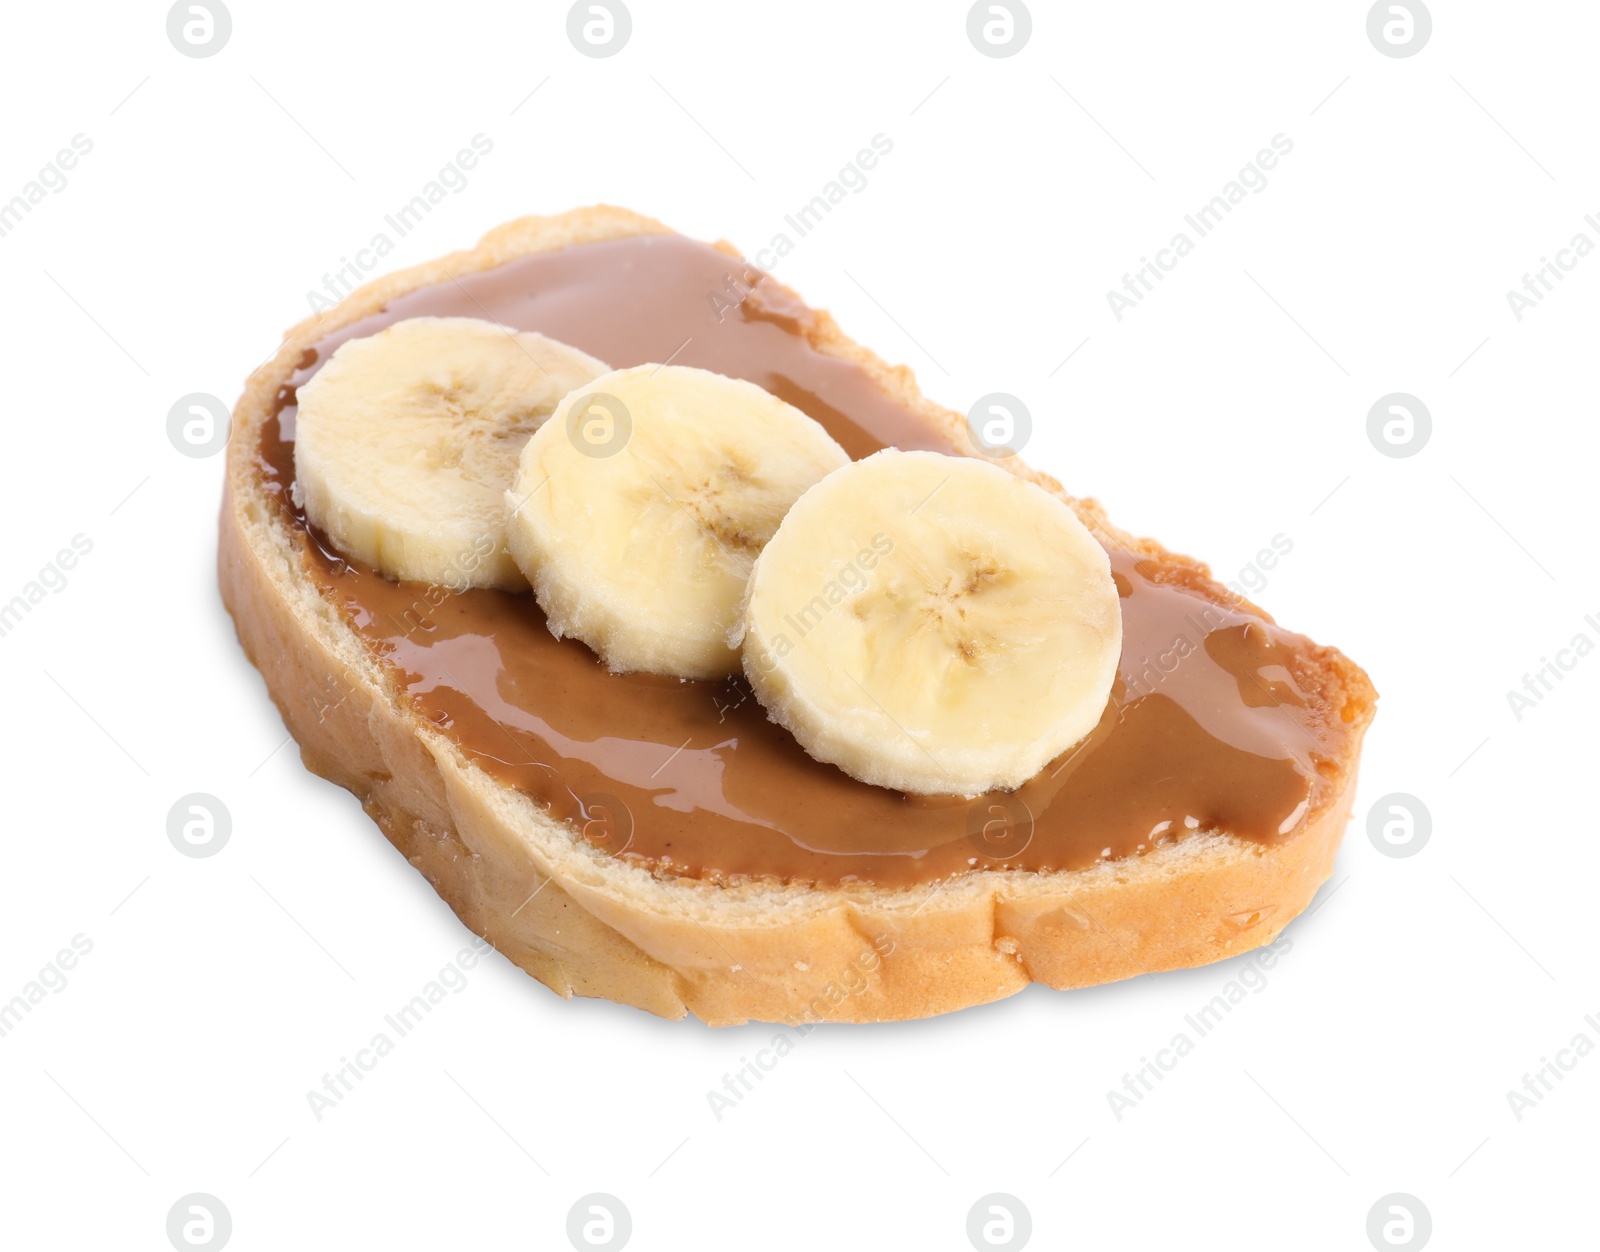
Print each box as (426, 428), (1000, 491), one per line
(219, 206), (1376, 1025)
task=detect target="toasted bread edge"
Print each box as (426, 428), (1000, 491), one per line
(219, 206), (1375, 1024)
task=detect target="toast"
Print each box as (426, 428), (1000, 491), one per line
(219, 206), (1376, 1025)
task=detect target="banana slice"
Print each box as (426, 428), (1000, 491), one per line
(504, 364), (850, 679)
(739, 449), (1122, 797)
(294, 316), (608, 589)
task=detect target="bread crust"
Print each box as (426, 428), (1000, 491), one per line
(219, 206), (1375, 1025)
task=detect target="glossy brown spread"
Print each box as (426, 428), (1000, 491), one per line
(256, 233), (1356, 887)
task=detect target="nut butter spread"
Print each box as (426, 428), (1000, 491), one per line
(257, 234), (1357, 887)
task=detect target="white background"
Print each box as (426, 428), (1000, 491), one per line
(1, 1), (1595, 1248)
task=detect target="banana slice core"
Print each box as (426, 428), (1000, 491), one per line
(505, 364), (850, 678)
(741, 449), (1123, 796)
(294, 316), (608, 588)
